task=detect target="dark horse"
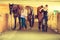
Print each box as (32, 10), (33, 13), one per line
(9, 4), (23, 30)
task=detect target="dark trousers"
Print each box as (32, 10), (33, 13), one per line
(38, 20), (42, 30)
(29, 19), (34, 28)
(45, 20), (48, 32)
(42, 24), (45, 31)
(42, 18), (48, 32)
(13, 16), (21, 30)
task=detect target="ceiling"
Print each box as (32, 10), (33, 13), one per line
(0, 0), (60, 2)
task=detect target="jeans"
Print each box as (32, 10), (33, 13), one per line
(20, 17), (27, 29)
(42, 17), (48, 32)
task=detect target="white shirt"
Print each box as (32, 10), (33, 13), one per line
(21, 9), (27, 18)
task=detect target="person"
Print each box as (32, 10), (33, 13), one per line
(42, 5), (48, 32)
(9, 4), (22, 30)
(20, 8), (27, 30)
(37, 5), (44, 31)
(28, 10), (34, 29)
(26, 6), (34, 30)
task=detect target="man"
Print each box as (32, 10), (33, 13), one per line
(25, 6), (34, 30)
(42, 5), (48, 32)
(28, 10), (34, 29)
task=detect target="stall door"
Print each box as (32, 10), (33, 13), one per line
(57, 13), (60, 33)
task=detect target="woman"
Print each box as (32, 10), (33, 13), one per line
(20, 8), (27, 30)
(37, 5), (44, 31)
